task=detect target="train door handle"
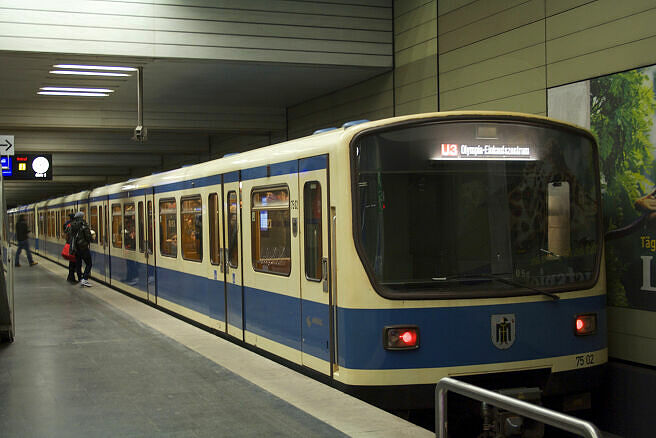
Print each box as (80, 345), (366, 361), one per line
(322, 258), (328, 293)
(220, 248), (225, 273)
(292, 218), (298, 237)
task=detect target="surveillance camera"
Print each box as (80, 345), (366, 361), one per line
(132, 125), (148, 142)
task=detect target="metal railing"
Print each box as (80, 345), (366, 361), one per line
(436, 377), (602, 437)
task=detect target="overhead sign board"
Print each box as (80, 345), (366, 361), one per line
(0, 135), (14, 156)
(1, 154), (52, 180)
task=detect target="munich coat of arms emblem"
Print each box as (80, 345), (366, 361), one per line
(491, 314), (516, 349)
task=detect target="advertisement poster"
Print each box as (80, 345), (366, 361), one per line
(549, 65), (656, 310)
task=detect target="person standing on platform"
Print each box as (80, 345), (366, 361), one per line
(14, 215), (37, 267)
(63, 213), (79, 283)
(70, 211), (93, 287)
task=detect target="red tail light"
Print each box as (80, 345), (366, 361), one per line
(574, 314), (597, 336)
(383, 326), (419, 350)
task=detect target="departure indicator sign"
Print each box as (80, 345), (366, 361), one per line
(2, 154), (52, 180)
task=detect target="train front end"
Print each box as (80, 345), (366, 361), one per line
(337, 113), (606, 426)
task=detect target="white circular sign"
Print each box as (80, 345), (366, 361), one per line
(32, 156), (50, 174)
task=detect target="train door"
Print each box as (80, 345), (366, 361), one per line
(299, 156), (331, 375)
(207, 188), (225, 330)
(102, 197), (110, 282)
(242, 165), (301, 364)
(223, 174), (243, 339)
(145, 191), (156, 304)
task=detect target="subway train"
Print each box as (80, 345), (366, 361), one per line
(8, 112), (607, 435)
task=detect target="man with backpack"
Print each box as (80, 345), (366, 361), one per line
(63, 213), (79, 283)
(70, 211), (93, 287)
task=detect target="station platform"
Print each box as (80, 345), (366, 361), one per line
(0, 255), (431, 437)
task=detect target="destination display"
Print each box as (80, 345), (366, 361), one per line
(439, 143), (533, 159)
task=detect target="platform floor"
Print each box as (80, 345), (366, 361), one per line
(0, 255), (431, 438)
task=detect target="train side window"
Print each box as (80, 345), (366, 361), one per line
(39, 212), (45, 238)
(209, 193), (220, 265)
(159, 198), (177, 257)
(124, 203), (136, 251)
(181, 196), (202, 262)
(147, 201), (153, 254)
(81, 207), (87, 222)
(98, 206), (103, 245)
(227, 191), (238, 268)
(304, 181), (322, 281)
(112, 204), (123, 248)
(251, 187), (291, 276)
(90, 206), (98, 243)
(138, 202), (145, 253)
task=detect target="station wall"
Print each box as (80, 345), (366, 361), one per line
(288, 0), (656, 370)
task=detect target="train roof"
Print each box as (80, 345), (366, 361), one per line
(14, 111), (591, 209)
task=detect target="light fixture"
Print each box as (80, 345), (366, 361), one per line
(38, 91), (109, 97)
(53, 64), (137, 71)
(40, 87), (114, 93)
(49, 70), (130, 77)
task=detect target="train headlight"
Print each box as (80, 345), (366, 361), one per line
(574, 314), (597, 336)
(383, 326), (419, 350)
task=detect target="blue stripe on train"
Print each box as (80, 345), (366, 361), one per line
(68, 247), (605, 371)
(336, 295), (607, 369)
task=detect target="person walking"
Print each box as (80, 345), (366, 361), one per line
(70, 211), (93, 287)
(63, 213), (79, 283)
(14, 215), (37, 267)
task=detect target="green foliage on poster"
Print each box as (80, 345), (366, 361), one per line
(590, 70), (656, 306)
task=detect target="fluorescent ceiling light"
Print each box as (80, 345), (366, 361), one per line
(38, 91), (109, 97)
(50, 70), (130, 77)
(53, 64), (137, 71)
(41, 87), (114, 93)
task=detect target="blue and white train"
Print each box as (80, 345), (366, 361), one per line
(9, 112), (607, 432)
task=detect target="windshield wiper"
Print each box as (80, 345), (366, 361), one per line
(539, 248), (561, 258)
(434, 273), (560, 301)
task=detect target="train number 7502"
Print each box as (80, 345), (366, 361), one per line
(575, 353), (595, 367)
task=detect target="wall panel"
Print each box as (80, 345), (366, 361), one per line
(455, 89), (546, 115)
(441, 66), (545, 111)
(440, 21), (544, 73)
(287, 74), (394, 139)
(394, 0), (437, 115)
(546, 0), (656, 87)
(439, 0), (544, 54)
(0, 0), (393, 67)
(437, 0), (546, 114)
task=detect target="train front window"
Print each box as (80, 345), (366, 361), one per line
(352, 120), (601, 297)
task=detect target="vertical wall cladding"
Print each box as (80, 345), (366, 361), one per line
(546, 0), (656, 87)
(0, 0), (392, 67)
(286, 72), (394, 140)
(438, 0), (547, 114)
(394, 0), (438, 115)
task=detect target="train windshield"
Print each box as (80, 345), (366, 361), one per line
(352, 120), (601, 298)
